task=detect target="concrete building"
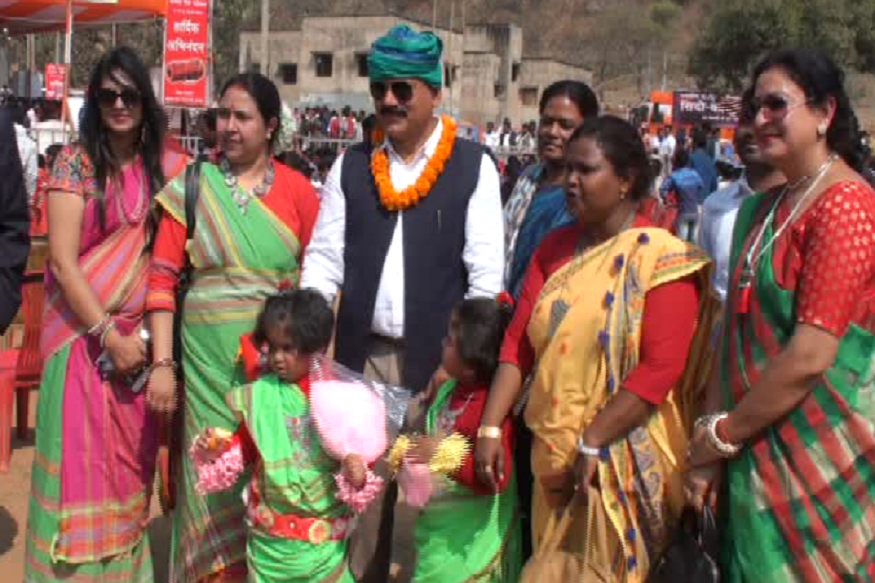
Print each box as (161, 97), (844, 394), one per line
(239, 14), (592, 125)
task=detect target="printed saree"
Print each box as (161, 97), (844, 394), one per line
(524, 227), (714, 582)
(24, 145), (187, 583)
(413, 380), (521, 583)
(721, 190), (875, 582)
(503, 164), (573, 300)
(226, 375), (354, 583)
(155, 163), (302, 583)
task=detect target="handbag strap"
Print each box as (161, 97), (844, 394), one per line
(184, 157), (203, 241)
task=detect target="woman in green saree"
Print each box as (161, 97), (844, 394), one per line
(147, 73), (320, 582)
(686, 49), (875, 582)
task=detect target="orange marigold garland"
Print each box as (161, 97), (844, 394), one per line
(370, 116), (457, 211)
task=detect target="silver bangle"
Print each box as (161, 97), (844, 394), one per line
(577, 437), (601, 457)
(87, 313), (111, 337)
(99, 320), (117, 348)
(696, 412), (741, 458)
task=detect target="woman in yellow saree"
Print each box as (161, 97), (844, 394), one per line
(476, 116), (717, 581)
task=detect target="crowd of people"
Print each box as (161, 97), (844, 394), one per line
(1, 20), (875, 583)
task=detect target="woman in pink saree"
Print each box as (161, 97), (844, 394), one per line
(24, 47), (186, 583)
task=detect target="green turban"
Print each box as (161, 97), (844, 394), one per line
(368, 25), (443, 88)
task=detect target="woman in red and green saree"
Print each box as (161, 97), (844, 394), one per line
(686, 49), (875, 582)
(146, 73), (320, 583)
(24, 48), (187, 583)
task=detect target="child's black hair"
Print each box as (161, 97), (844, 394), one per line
(451, 298), (514, 384)
(252, 288), (334, 355)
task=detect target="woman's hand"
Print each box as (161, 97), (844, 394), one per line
(572, 452), (599, 499)
(146, 365), (177, 414)
(104, 327), (146, 375)
(685, 462), (723, 512)
(687, 424), (723, 468)
(342, 454), (366, 489)
(474, 435), (504, 492)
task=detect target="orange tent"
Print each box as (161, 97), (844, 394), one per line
(0, 0), (166, 34)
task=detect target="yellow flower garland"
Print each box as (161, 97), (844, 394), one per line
(370, 115), (457, 211)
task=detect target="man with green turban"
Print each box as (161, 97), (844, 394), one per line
(301, 23), (506, 583)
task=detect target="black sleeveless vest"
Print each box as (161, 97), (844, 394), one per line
(336, 138), (484, 392)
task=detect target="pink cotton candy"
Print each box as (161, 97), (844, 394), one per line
(190, 441), (245, 495)
(335, 469), (384, 513)
(310, 380), (387, 463)
(398, 461), (434, 508)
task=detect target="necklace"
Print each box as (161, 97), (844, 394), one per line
(115, 164), (148, 225)
(370, 115), (456, 211)
(736, 154), (837, 314)
(220, 156), (275, 215)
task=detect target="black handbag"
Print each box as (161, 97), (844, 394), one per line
(647, 507), (720, 583)
(158, 158), (202, 513)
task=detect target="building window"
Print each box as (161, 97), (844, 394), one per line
(356, 53), (369, 77)
(278, 63), (298, 85)
(246, 62), (260, 74)
(520, 86), (539, 106)
(444, 63), (455, 88)
(512, 62), (521, 82)
(495, 83), (506, 99)
(314, 52), (333, 78)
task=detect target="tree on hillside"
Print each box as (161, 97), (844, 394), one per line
(690, 0), (875, 91)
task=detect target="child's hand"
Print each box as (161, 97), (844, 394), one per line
(406, 435), (442, 465)
(193, 427), (233, 459)
(342, 454), (366, 489)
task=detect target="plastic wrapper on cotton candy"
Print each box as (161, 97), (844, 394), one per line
(308, 355), (411, 463)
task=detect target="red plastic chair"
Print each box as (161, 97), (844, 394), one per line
(0, 349), (19, 472)
(13, 274), (45, 439)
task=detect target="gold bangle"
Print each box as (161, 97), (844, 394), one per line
(477, 426), (502, 439)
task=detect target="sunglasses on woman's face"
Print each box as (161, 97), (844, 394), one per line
(96, 87), (142, 109)
(370, 81), (414, 103)
(750, 94), (811, 122)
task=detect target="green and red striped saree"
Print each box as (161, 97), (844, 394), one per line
(721, 183), (875, 582)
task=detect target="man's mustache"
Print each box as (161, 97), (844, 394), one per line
(380, 107), (407, 117)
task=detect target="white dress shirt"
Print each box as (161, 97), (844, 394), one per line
(698, 176), (753, 301)
(301, 117), (505, 338)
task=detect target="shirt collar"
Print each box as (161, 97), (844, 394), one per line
(382, 116), (443, 164)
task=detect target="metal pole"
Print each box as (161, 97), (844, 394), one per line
(260, 0), (270, 75)
(448, 0), (454, 115)
(432, 0), (438, 29)
(661, 50), (667, 91)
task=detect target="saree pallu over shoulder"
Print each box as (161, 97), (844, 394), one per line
(525, 227), (715, 581)
(722, 194), (875, 582)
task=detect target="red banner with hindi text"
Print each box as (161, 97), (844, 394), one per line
(44, 63), (66, 100)
(163, 0), (210, 108)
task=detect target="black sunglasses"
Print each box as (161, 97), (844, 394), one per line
(370, 81), (414, 103)
(750, 94), (811, 121)
(96, 87), (142, 109)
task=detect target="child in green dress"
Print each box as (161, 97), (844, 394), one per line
(401, 297), (522, 583)
(191, 289), (378, 583)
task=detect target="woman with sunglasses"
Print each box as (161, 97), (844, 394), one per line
(146, 72), (319, 583)
(23, 47), (187, 583)
(476, 116), (716, 579)
(685, 49), (875, 581)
